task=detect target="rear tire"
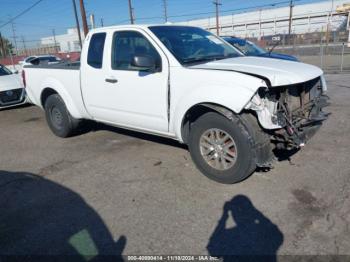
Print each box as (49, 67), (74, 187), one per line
(188, 112), (256, 184)
(44, 94), (80, 138)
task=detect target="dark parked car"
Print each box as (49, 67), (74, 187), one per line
(223, 36), (298, 62)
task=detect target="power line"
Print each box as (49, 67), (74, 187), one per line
(114, 0), (290, 25)
(165, 0), (310, 20)
(0, 0), (44, 29)
(8, 22), (70, 29)
(14, 39), (41, 43)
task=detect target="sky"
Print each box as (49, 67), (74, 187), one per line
(0, 0), (327, 47)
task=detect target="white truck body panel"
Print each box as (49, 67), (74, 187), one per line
(169, 67), (266, 140)
(0, 74), (23, 92)
(81, 28), (170, 133)
(190, 56), (323, 86)
(24, 68), (90, 119)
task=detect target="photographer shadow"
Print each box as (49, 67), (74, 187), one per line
(0, 170), (126, 262)
(207, 195), (284, 262)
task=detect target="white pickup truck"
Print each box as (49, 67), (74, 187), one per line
(24, 25), (329, 184)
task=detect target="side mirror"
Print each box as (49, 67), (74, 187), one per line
(131, 55), (157, 72)
(13, 70), (19, 74)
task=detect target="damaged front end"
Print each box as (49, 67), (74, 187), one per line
(246, 75), (330, 150)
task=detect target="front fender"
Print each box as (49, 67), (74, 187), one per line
(172, 83), (263, 142)
(40, 77), (82, 119)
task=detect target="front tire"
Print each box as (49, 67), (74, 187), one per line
(44, 94), (79, 138)
(188, 112), (256, 184)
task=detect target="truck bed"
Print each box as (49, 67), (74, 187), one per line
(24, 61), (81, 70)
(24, 61), (89, 119)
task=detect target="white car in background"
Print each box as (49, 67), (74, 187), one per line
(0, 64), (26, 109)
(19, 55), (61, 67)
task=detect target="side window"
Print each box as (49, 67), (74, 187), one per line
(111, 31), (161, 71)
(87, 33), (106, 69)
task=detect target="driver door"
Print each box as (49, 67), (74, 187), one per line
(82, 29), (169, 133)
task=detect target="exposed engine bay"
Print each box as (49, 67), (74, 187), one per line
(246, 75), (330, 150)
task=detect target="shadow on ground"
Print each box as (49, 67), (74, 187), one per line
(207, 195), (284, 262)
(81, 121), (188, 149)
(0, 170), (126, 261)
(81, 121), (301, 163)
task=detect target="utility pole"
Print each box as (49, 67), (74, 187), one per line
(100, 18), (104, 27)
(52, 29), (59, 53)
(213, 0), (222, 36)
(10, 20), (18, 56)
(162, 0), (168, 23)
(128, 0), (135, 24)
(9, 48), (15, 70)
(288, 0), (294, 45)
(21, 36), (27, 56)
(72, 0), (83, 49)
(79, 0), (89, 36)
(89, 14), (95, 29)
(326, 0), (334, 46)
(258, 9), (262, 41)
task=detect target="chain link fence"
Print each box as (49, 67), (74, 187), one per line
(260, 30), (350, 73)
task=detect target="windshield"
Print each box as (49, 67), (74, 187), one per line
(228, 39), (267, 56)
(149, 26), (242, 65)
(0, 65), (12, 76)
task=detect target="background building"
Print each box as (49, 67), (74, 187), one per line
(178, 0), (349, 39)
(40, 28), (84, 53)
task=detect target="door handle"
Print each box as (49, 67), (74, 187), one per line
(105, 78), (118, 84)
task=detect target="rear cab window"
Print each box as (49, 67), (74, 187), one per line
(87, 33), (106, 69)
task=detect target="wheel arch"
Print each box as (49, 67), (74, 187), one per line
(181, 103), (237, 144)
(182, 103), (275, 169)
(40, 86), (82, 119)
(41, 88), (57, 108)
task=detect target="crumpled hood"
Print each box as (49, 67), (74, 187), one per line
(0, 74), (23, 92)
(189, 56), (323, 86)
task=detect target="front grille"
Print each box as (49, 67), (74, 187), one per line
(0, 88), (25, 106)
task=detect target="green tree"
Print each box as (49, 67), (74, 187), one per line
(0, 33), (13, 58)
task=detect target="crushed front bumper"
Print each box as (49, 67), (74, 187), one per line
(269, 76), (330, 149)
